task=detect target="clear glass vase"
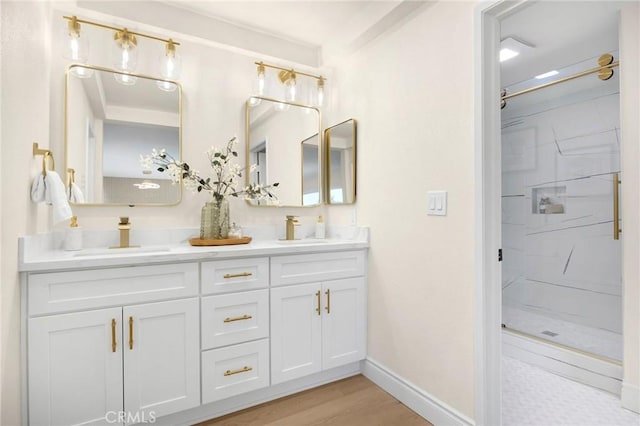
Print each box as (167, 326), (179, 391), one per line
(200, 198), (230, 239)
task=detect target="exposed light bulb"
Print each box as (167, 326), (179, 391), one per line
(257, 64), (266, 94)
(157, 40), (180, 92)
(250, 63), (267, 106)
(70, 37), (79, 59)
(63, 16), (89, 64)
(316, 77), (325, 107)
(160, 40), (181, 80)
(113, 29), (138, 73)
(285, 71), (296, 102)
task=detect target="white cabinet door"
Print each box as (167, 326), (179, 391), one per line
(322, 278), (366, 370)
(123, 298), (200, 421)
(28, 308), (124, 426)
(271, 283), (322, 384)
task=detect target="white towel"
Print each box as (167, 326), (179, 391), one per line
(45, 171), (73, 224)
(30, 171), (73, 224)
(68, 182), (85, 203)
(31, 174), (46, 202)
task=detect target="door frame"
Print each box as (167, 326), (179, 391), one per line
(475, 0), (640, 423)
(473, 1), (534, 424)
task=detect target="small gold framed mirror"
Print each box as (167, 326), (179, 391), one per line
(324, 119), (356, 204)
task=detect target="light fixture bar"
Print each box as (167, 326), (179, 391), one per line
(63, 15), (180, 46)
(254, 61), (325, 82)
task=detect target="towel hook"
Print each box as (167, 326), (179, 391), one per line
(42, 152), (55, 176)
(33, 142), (55, 176)
(67, 168), (76, 185)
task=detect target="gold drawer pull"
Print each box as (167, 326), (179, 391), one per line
(223, 272), (253, 279)
(325, 289), (331, 314)
(224, 366), (253, 376)
(111, 319), (117, 353)
(315, 290), (321, 315)
(129, 316), (134, 350)
(224, 314), (253, 323)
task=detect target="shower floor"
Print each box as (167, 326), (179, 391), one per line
(502, 356), (639, 426)
(502, 305), (622, 361)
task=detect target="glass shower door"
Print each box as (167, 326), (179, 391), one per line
(500, 55), (622, 361)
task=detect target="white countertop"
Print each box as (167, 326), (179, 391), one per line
(19, 226), (369, 272)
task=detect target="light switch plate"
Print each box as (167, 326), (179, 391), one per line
(427, 191), (447, 216)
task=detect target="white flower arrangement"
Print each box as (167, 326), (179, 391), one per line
(141, 136), (278, 204)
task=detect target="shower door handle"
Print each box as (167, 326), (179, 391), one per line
(613, 173), (621, 240)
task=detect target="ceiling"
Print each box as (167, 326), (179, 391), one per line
(77, 0), (427, 67)
(76, 1), (628, 81)
(500, 1), (626, 87)
(163, 1), (394, 47)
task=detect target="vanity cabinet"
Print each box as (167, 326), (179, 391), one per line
(28, 308), (123, 426)
(26, 264), (200, 425)
(21, 242), (368, 425)
(200, 257), (271, 404)
(270, 251), (366, 385)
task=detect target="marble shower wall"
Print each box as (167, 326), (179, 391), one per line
(501, 86), (622, 346)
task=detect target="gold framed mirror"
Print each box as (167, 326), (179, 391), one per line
(324, 118), (357, 204)
(245, 96), (321, 207)
(65, 64), (182, 206)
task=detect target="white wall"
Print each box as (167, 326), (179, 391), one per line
(328, 2), (477, 418)
(620, 2), (640, 413)
(1, 2), (53, 425)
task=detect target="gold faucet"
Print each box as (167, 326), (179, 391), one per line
(285, 215), (299, 240)
(111, 216), (136, 249)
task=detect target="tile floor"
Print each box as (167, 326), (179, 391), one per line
(502, 305), (622, 361)
(502, 356), (639, 426)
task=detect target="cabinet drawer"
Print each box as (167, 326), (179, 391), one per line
(271, 250), (366, 286)
(201, 289), (269, 349)
(28, 263), (199, 315)
(202, 339), (269, 403)
(201, 258), (268, 294)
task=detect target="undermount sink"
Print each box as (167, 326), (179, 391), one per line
(275, 239), (328, 245)
(72, 246), (171, 257)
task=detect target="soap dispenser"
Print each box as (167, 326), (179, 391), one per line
(64, 216), (82, 251)
(315, 215), (325, 239)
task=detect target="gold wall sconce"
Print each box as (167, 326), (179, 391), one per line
(62, 15), (181, 91)
(250, 61), (326, 107)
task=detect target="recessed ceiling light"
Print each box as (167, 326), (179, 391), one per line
(500, 36), (534, 63)
(500, 48), (519, 62)
(535, 70), (559, 79)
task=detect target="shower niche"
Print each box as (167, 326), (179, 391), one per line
(532, 186), (566, 214)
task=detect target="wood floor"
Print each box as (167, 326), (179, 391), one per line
(196, 375), (433, 426)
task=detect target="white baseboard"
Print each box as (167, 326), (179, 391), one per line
(622, 382), (640, 414)
(503, 330), (622, 396)
(362, 357), (474, 426)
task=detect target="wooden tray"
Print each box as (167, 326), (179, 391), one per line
(189, 236), (252, 246)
